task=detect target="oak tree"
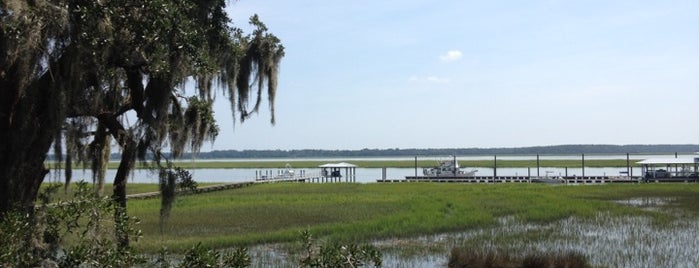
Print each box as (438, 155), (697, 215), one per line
(0, 0), (283, 244)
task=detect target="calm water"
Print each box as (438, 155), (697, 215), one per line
(195, 153), (698, 162)
(45, 153), (694, 183)
(46, 166), (643, 184)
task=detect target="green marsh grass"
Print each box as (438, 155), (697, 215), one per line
(123, 183), (699, 252)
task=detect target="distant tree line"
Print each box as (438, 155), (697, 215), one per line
(51, 144), (698, 160)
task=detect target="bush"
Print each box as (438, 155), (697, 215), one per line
(299, 229), (382, 267)
(179, 243), (251, 268)
(0, 182), (143, 267)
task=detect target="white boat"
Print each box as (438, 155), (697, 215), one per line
(420, 156), (478, 177)
(275, 163), (296, 179)
(531, 171), (565, 184)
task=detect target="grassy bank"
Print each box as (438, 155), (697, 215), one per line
(126, 183), (699, 252)
(47, 159), (642, 169)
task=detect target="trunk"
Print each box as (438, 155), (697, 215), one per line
(112, 138), (136, 249)
(0, 67), (62, 215)
(64, 153), (72, 194)
(97, 112), (136, 249)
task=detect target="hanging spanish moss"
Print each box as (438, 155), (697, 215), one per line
(159, 168), (177, 234)
(89, 125), (111, 195)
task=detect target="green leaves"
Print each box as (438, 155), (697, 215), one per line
(0, 181), (144, 267)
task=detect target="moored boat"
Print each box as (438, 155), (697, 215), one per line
(407, 156), (477, 179)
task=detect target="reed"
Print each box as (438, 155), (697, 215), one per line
(447, 246), (589, 268)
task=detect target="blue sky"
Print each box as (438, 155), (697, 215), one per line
(205, 0), (699, 150)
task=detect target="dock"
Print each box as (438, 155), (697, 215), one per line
(126, 176), (316, 200)
(379, 176), (699, 184)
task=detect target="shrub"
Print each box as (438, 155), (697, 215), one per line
(179, 243), (251, 268)
(0, 181), (143, 267)
(299, 229), (382, 267)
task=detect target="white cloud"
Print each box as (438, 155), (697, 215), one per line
(439, 50), (463, 62)
(409, 75), (451, 84)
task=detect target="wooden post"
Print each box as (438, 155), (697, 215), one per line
(493, 155), (497, 178)
(626, 153), (630, 177)
(582, 153), (585, 179)
(414, 156), (418, 177)
(536, 154), (540, 177)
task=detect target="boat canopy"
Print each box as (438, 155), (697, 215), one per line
(636, 158), (699, 165)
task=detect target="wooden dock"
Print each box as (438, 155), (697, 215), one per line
(126, 176), (314, 200)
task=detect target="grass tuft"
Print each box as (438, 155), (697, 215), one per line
(448, 246), (589, 268)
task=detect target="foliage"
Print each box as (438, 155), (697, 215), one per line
(174, 167), (198, 192)
(299, 229), (382, 268)
(0, 181), (143, 267)
(179, 243), (251, 268)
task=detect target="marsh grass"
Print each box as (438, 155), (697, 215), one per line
(38, 182), (699, 266)
(447, 246), (589, 268)
(123, 183), (699, 253)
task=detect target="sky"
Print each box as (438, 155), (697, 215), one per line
(202, 0), (699, 151)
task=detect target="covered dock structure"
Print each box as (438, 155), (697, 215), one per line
(317, 162), (357, 183)
(637, 157), (699, 182)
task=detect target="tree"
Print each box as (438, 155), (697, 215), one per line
(0, 0), (283, 242)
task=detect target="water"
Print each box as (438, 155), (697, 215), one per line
(194, 153), (699, 162)
(46, 166), (642, 184)
(46, 153), (685, 184)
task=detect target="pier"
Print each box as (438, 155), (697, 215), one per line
(379, 175), (699, 184)
(380, 175), (642, 184)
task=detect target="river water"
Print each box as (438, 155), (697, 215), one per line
(46, 154), (695, 184)
(46, 166), (644, 184)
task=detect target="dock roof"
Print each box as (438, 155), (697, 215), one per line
(318, 162), (357, 168)
(636, 158), (699, 165)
